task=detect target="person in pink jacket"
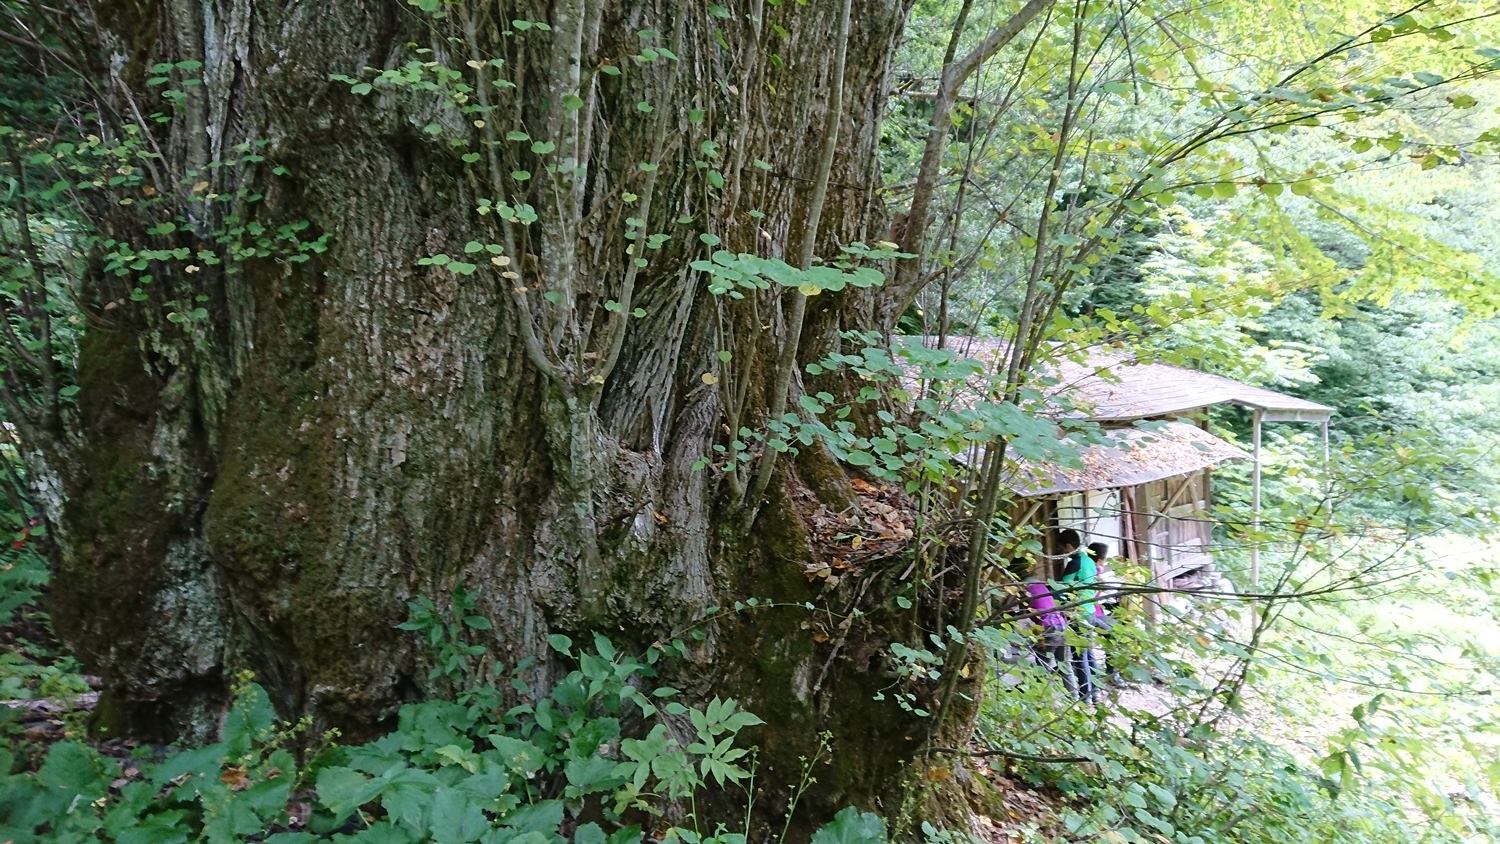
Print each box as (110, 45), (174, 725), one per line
(1009, 557), (1072, 693)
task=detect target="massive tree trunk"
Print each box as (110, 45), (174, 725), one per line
(18, 0), (967, 830)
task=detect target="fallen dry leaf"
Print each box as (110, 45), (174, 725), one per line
(220, 767), (251, 791)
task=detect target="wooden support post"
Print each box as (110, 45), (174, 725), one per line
(1321, 419), (1331, 503)
(1250, 409), (1263, 587)
(1321, 419), (1329, 471)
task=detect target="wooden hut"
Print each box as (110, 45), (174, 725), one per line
(933, 338), (1333, 605)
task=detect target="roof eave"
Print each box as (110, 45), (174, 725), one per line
(1241, 404), (1333, 423)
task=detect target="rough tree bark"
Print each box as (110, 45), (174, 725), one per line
(7, 0), (1006, 832)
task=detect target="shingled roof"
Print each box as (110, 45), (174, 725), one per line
(935, 337), (1333, 424)
(1004, 421), (1249, 496)
(1058, 360), (1332, 423)
(902, 336), (1325, 497)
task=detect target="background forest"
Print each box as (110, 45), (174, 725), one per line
(3, 0), (1500, 842)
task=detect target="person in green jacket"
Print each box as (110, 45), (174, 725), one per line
(1056, 529), (1102, 702)
(1087, 541), (1123, 686)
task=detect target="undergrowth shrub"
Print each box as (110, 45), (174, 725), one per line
(0, 590), (888, 844)
(0, 449), (48, 633)
(1031, 728), (1434, 844)
(0, 482), (90, 747)
(974, 611), (1500, 844)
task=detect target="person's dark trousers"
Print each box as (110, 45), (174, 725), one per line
(1093, 615), (1121, 685)
(1035, 626), (1075, 696)
(1070, 644), (1097, 702)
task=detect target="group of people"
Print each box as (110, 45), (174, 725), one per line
(1008, 528), (1121, 704)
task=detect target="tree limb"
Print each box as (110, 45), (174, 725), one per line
(931, 0), (1084, 741)
(0, 26), (64, 56)
(504, 248), (570, 387)
(587, 11), (687, 398)
(461, 9), (567, 388)
(890, 0), (1056, 315)
(5, 140), (60, 432)
(742, 0), (852, 521)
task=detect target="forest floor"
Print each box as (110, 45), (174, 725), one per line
(970, 777), (1070, 844)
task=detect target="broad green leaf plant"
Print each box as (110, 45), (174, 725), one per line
(0, 591), (889, 844)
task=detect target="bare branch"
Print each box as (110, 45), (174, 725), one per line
(461, 8), (566, 388)
(0, 25), (63, 56)
(927, 745), (1091, 763)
